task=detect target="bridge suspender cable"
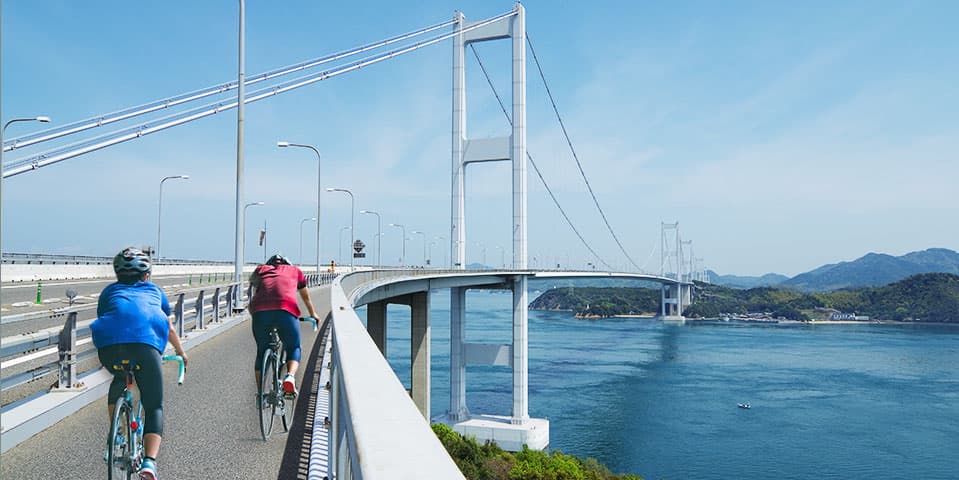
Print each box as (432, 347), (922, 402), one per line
(468, 44), (614, 271)
(3, 11), (516, 178)
(526, 35), (645, 273)
(2, 19), (457, 153)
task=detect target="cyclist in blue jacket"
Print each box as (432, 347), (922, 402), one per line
(90, 247), (187, 480)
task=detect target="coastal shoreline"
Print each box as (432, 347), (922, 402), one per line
(530, 309), (957, 326)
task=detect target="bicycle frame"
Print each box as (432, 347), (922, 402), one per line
(105, 356), (184, 479)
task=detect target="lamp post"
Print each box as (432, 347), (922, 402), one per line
(428, 241), (436, 268)
(411, 230), (427, 267)
(326, 188), (354, 270)
(244, 201), (264, 264)
(156, 175), (189, 261)
(475, 242), (486, 267)
(389, 223), (406, 265)
(2, 116), (51, 266)
(495, 245), (505, 269)
(277, 141), (321, 273)
(338, 226), (352, 265)
(299, 217), (316, 265)
(234, 0), (246, 296)
(359, 210), (381, 266)
(435, 236), (447, 268)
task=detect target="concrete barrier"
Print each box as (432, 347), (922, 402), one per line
(1, 264), (328, 282)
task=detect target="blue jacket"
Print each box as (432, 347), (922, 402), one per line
(91, 281), (172, 353)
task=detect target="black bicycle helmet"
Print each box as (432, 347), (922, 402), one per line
(266, 253), (291, 266)
(113, 247), (152, 275)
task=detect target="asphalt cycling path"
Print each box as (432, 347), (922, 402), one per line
(0, 285), (331, 480)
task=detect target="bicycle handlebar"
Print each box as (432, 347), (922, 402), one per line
(162, 355), (186, 384)
(300, 316), (318, 332)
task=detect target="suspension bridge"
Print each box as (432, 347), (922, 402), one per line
(2, 4), (708, 479)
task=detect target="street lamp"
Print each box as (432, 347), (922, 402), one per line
(338, 226), (352, 265)
(326, 188), (355, 270)
(2, 116), (51, 266)
(495, 245), (505, 269)
(475, 242), (486, 267)
(244, 201), (264, 264)
(299, 217), (317, 265)
(389, 223), (406, 265)
(435, 236), (448, 268)
(156, 175), (189, 261)
(277, 141), (321, 273)
(411, 230), (427, 267)
(359, 209), (381, 266)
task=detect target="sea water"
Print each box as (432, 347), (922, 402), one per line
(362, 290), (959, 480)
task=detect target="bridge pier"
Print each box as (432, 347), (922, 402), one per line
(659, 283), (687, 323)
(438, 278), (549, 451)
(449, 287), (469, 421)
(366, 300), (387, 354)
(365, 294), (431, 420)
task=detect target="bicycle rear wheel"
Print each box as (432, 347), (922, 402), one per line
(132, 401), (144, 472)
(259, 349), (277, 441)
(278, 349), (294, 432)
(107, 401), (134, 480)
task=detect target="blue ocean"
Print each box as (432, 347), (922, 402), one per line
(362, 289), (959, 479)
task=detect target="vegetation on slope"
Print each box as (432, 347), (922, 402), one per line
(432, 423), (642, 480)
(529, 287), (660, 317)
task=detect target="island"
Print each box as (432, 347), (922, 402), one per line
(529, 273), (959, 323)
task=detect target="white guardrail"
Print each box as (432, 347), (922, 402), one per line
(323, 270), (465, 480)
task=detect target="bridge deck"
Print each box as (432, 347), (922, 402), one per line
(0, 286), (331, 480)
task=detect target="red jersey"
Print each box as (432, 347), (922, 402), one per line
(249, 264), (307, 317)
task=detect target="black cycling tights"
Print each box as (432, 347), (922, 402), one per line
(98, 343), (164, 436)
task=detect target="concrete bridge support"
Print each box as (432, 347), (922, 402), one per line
(449, 287), (469, 421)
(366, 300), (387, 354)
(364, 294), (431, 420)
(660, 283), (687, 323)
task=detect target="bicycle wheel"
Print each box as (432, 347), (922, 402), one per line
(107, 400), (134, 480)
(278, 349), (294, 432)
(259, 349), (277, 441)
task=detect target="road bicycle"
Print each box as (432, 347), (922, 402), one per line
(258, 316), (317, 441)
(106, 355), (185, 480)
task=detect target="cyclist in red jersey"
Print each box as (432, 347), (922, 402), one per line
(249, 254), (319, 395)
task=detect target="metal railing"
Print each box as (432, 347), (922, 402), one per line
(324, 269), (468, 479)
(1, 283), (241, 395)
(1, 272), (335, 399)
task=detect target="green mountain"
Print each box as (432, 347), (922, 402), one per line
(706, 271), (789, 289)
(780, 248), (959, 292)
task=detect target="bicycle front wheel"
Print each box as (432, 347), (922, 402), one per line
(259, 349), (277, 441)
(107, 400), (134, 480)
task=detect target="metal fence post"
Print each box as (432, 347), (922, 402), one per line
(195, 290), (206, 330)
(175, 293), (185, 338)
(55, 312), (79, 390)
(226, 284), (236, 315)
(212, 287), (221, 323)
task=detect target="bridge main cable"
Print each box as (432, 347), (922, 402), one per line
(4, 10), (516, 178)
(2, 19), (457, 153)
(468, 44), (615, 271)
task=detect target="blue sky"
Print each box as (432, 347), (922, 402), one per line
(3, 1), (956, 276)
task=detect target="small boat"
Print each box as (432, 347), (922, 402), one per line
(737, 403), (751, 409)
